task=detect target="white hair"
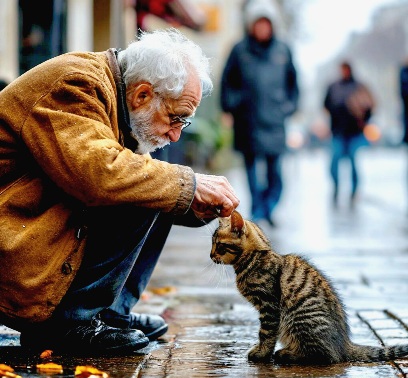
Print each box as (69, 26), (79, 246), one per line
(117, 28), (213, 99)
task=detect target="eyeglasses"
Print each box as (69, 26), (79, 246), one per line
(169, 115), (191, 130)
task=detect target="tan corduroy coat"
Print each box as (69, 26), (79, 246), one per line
(0, 49), (195, 324)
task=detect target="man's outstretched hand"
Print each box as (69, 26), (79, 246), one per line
(190, 173), (240, 219)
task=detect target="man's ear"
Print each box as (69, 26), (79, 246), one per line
(129, 83), (154, 110)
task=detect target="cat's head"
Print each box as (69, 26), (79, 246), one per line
(210, 210), (250, 265)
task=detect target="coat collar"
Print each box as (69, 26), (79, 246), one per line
(105, 48), (139, 152)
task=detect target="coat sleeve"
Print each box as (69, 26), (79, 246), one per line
(220, 44), (245, 114)
(323, 84), (333, 112)
(20, 72), (195, 215)
(283, 46), (299, 116)
(400, 66), (408, 98)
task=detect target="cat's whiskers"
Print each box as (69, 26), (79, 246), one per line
(200, 260), (215, 275)
(203, 260), (220, 287)
(198, 217), (219, 236)
(214, 263), (225, 289)
(206, 261), (232, 291)
(209, 261), (234, 295)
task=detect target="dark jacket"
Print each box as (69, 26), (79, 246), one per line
(324, 77), (374, 138)
(220, 35), (299, 155)
(400, 64), (408, 143)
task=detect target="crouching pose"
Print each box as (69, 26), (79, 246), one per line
(0, 28), (239, 355)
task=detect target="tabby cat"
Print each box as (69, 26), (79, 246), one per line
(210, 210), (408, 365)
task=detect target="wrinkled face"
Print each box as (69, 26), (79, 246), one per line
(210, 212), (246, 265)
(128, 71), (202, 154)
(129, 96), (169, 154)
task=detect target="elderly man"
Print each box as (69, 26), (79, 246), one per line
(0, 28), (239, 354)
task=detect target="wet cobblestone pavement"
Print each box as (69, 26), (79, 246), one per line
(1, 146), (408, 377)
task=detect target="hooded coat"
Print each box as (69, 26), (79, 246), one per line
(220, 3), (299, 156)
(0, 49), (195, 324)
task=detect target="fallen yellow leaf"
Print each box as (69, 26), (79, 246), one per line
(36, 362), (63, 374)
(75, 365), (108, 378)
(0, 364), (22, 378)
(0, 365), (13, 372)
(39, 349), (53, 359)
(140, 292), (150, 300)
(149, 286), (177, 295)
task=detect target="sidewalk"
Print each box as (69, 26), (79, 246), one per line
(1, 146), (408, 378)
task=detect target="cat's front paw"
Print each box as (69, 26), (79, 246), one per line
(247, 344), (273, 362)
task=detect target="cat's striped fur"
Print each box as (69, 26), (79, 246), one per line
(210, 210), (408, 365)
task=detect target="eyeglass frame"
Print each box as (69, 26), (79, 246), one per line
(156, 92), (193, 131)
(169, 115), (191, 130)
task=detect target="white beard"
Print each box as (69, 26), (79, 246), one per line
(128, 97), (170, 154)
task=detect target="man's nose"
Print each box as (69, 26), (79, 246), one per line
(167, 128), (182, 142)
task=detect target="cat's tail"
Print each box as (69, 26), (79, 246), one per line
(347, 342), (408, 362)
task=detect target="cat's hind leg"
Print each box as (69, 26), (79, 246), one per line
(248, 342), (275, 362)
(274, 348), (304, 365)
(274, 348), (333, 365)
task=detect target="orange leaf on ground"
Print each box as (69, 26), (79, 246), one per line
(39, 349), (53, 359)
(0, 364), (14, 372)
(149, 286), (177, 295)
(140, 292), (150, 300)
(36, 362), (63, 374)
(75, 365), (108, 378)
(0, 364), (22, 378)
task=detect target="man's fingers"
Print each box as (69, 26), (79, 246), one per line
(193, 173), (240, 218)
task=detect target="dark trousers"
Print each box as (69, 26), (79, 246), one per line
(330, 134), (367, 198)
(46, 207), (174, 327)
(243, 152), (282, 221)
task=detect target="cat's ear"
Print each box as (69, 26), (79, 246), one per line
(230, 211), (245, 236)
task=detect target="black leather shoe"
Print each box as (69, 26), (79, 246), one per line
(20, 317), (149, 355)
(103, 312), (168, 341)
(128, 313), (168, 340)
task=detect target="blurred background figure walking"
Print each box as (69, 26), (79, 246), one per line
(400, 57), (408, 214)
(400, 58), (408, 146)
(220, 0), (299, 227)
(323, 61), (375, 208)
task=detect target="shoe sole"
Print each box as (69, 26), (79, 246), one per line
(62, 337), (150, 356)
(20, 335), (150, 356)
(145, 324), (168, 341)
(101, 336), (150, 352)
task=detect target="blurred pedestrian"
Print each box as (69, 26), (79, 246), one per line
(0, 28), (239, 355)
(220, 0), (299, 226)
(400, 58), (408, 145)
(323, 61), (375, 206)
(400, 58), (408, 213)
